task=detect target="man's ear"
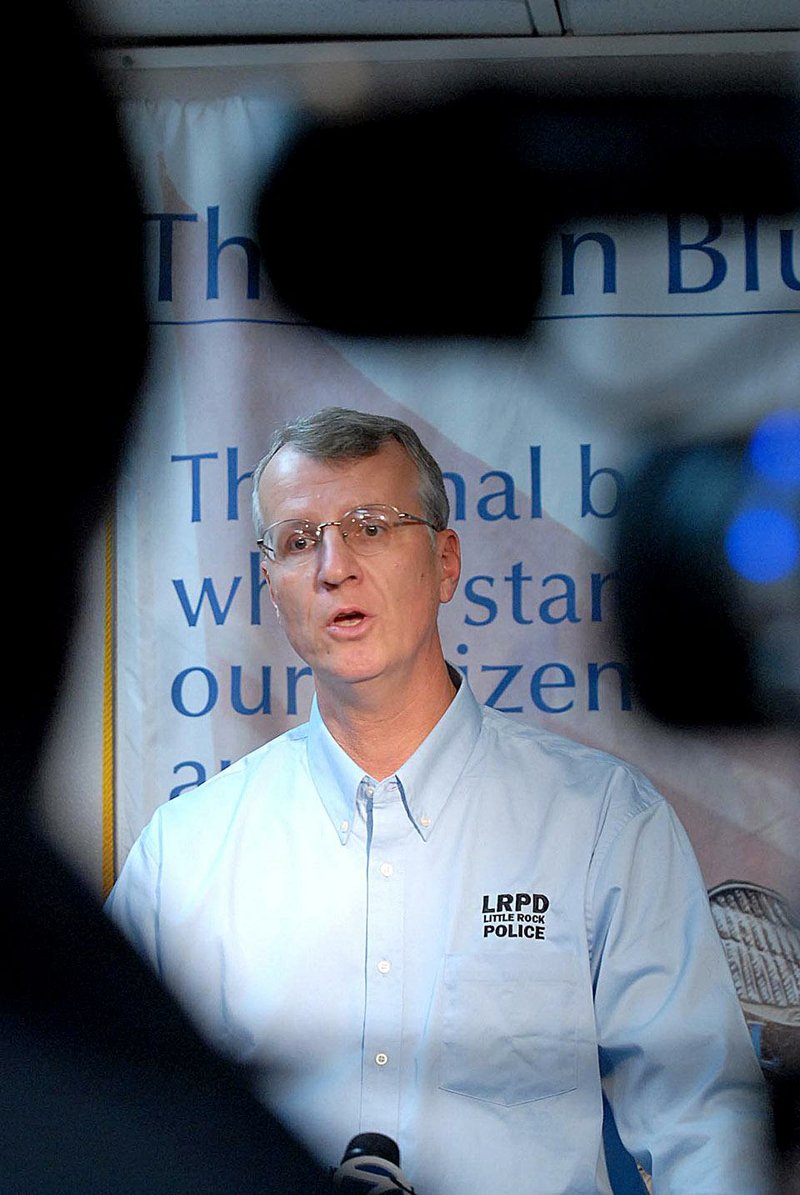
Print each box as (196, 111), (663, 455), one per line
(437, 529), (461, 605)
(262, 559), (279, 612)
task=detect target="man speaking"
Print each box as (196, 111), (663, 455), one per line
(108, 407), (770, 1192)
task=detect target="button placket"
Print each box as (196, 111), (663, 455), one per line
(359, 779), (407, 1135)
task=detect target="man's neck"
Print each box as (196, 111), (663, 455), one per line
(315, 657), (457, 780)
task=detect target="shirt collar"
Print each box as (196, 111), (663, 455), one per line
(307, 699), (366, 843)
(307, 668), (483, 843)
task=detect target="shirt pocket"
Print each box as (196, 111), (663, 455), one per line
(438, 952), (578, 1106)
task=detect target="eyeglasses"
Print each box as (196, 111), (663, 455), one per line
(258, 504), (439, 565)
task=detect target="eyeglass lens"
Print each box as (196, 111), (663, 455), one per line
(271, 507), (398, 561)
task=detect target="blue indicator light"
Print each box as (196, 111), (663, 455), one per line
(749, 409), (800, 489)
(725, 507), (799, 584)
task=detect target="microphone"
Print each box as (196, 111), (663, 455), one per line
(332, 1133), (416, 1193)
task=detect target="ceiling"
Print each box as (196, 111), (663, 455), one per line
(83, 0), (799, 44)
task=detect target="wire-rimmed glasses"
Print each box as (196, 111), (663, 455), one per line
(258, 504), (440, 566)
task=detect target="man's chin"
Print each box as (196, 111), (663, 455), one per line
(321, 665), (386, 689)
(313, 654), (391, 693)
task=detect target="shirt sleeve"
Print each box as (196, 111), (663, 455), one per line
(587, 769), (774, 1193)
(104, 815), (163, 978)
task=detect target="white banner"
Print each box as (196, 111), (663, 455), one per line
(112, 92), (799, 934)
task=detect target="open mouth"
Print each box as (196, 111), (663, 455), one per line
(331, 609), (367, 628)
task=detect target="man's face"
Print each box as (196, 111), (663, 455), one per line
(259, 441), (460, 698)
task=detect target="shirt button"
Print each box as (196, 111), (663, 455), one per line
(420, 814), (431, 828)
(364, 784), (374, 797)
(380, 862), (394, 878)
(340, 820), (349, 833)
(375, 1052), (389, 1066)
(377, 959), (391, 974)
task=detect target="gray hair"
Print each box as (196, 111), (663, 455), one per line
(252, 407), (450, 538)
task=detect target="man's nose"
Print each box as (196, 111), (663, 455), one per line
(316, 522), (359, 585)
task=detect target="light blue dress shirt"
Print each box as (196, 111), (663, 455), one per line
(107, 678), (770, 1193)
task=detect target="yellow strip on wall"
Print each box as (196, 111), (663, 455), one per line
(101, 507), (116, 898)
